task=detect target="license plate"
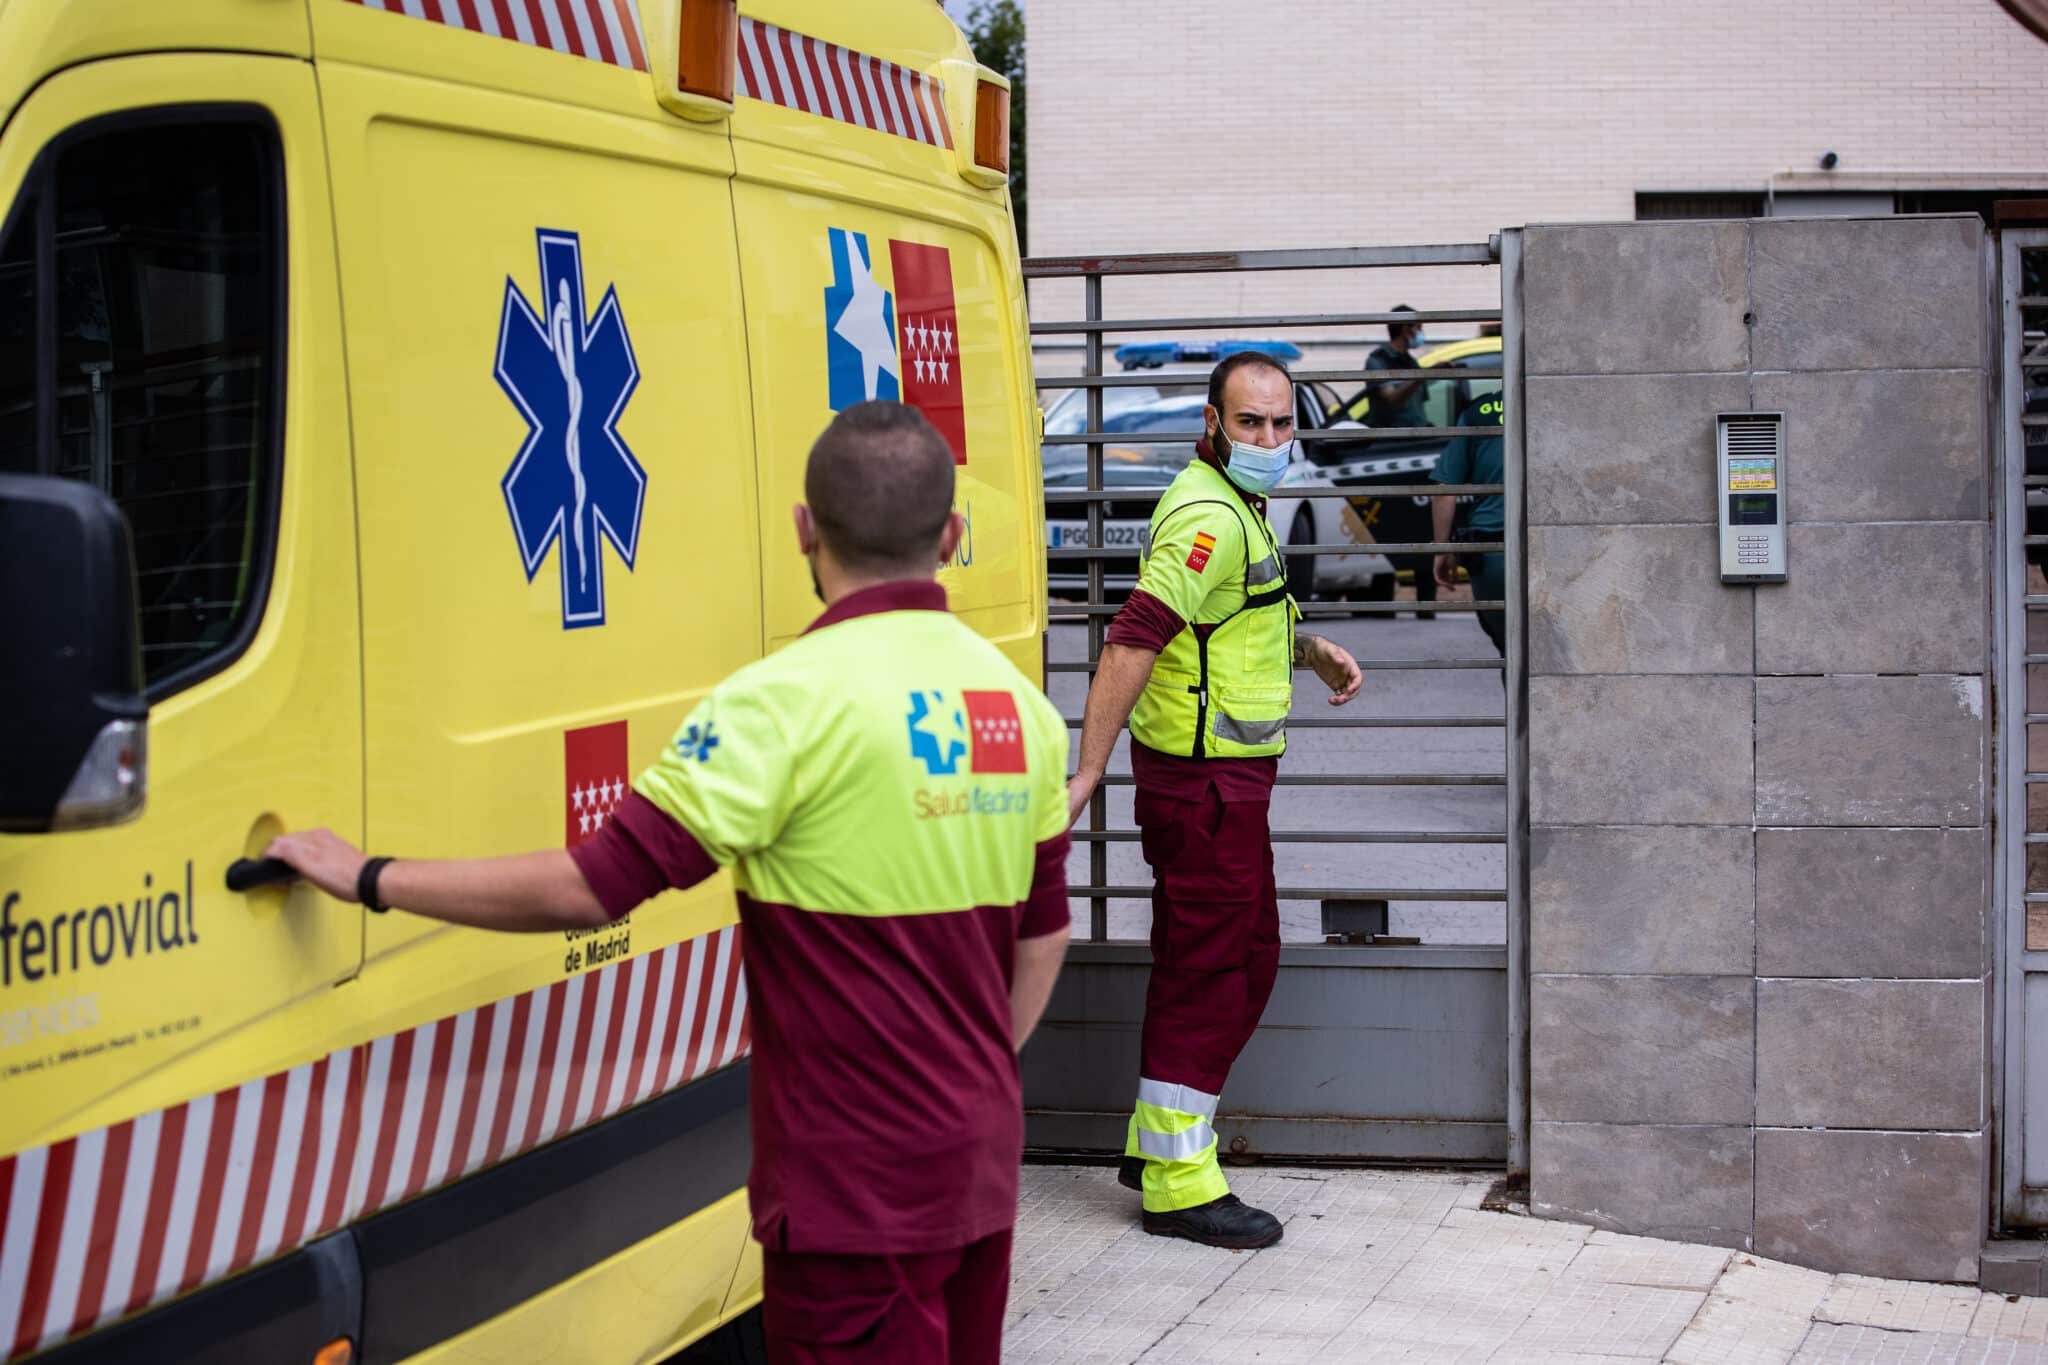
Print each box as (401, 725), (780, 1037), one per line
(1048, 520), (1145, 549)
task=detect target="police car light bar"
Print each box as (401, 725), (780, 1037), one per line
(1113, 340), (1304, 370)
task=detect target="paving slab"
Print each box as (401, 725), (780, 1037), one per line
(1007, 1166), (2048, 1363)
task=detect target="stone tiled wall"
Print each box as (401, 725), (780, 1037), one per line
(1522, 215), (1993, 1282)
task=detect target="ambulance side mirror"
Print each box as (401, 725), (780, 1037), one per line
(0, 475), (149, 833)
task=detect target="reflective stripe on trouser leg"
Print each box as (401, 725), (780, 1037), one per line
(1128, 1079), (1229, 1213)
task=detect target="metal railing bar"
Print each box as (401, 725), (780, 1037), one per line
(1069, 884), (1508, 901)
(1047, 541), (1501, 559)
(1022, 243), (1499, 278)
(1083, 272), (1108, 942)
(1044, 426), (1473, 445)
(1042, 657), (1509, 673)
(1045, 485), (1500, 503)
(1060, 715), (1505, 730)
(1051, 601), (1508, 618)
(1085, 772), (1506, 787)
(1030, 309), (1505, 334)
(1072, 830), (1507, 845)
(1040, 368), (1499, 389)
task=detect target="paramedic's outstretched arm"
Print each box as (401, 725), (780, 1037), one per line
(269, 683), (785, 932)
(1012, 927), (1068, 1051)
(264, 829), (615, 931)
(1067, 642), (1156, 826)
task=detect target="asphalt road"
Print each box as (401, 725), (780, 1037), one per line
(1049, 590), (1510, 945)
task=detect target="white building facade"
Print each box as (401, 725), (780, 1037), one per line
(1024, 0), (2048, 325)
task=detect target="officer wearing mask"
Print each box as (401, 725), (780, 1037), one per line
(1067, 352), (1362, 1249)
(1362, 304), (1429, 431)
(1362, 305), (1440, 617)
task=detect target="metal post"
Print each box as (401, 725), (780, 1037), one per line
(1500, 228), (1532, 1177)
(1085, 271), (1108, 942)
(1997, 228), (2033, 1228)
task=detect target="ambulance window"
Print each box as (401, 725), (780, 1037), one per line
(0, 195), (32, 469)
(0, 114), (282, 697)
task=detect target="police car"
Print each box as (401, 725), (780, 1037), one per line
(1042, 341), (1386, 600)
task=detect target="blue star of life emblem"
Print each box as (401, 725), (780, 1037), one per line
(495, 229), (646, 630)
(905, 690), (967, 776)
(677, 722), (720, 763)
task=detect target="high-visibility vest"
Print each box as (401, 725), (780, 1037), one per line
(1129, 458), (1299, 759)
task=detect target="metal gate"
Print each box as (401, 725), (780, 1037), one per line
(1019, 238), (1530, 1169)
(1998, 223), (2048, 1224)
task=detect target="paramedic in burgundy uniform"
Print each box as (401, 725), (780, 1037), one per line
(269, 402), (1073, 1365)
(1066, 352), (1362, 1250)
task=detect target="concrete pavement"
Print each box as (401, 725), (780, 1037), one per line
(1006, 1165), (2048, 1363)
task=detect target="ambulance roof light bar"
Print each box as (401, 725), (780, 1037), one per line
(651, 0), (737, 122)
(974, 78), (1010, 176)
(938, 60), (1011, 189)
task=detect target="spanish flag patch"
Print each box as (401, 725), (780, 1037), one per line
(1186, 531), (1217, 573)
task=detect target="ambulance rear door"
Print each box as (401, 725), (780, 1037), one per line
(727, 3), (1043, 670)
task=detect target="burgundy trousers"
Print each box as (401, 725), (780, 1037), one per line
(761, 1227), (1012, 1365)
(1134, 782), (1281, 1096)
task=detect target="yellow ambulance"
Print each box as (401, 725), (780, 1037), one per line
(0, 2), (1036, 1360)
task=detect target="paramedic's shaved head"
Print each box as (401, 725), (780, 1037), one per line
(805, 401), (957, 573)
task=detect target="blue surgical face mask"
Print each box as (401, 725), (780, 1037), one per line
(1219, 429), (1294, 494)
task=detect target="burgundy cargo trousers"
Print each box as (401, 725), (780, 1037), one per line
(1134, 765), (1281, 1111)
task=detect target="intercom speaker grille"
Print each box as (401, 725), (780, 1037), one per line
(1723, 415), (1782, 459)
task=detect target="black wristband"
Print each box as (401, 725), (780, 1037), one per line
(358, 856), (394, 913)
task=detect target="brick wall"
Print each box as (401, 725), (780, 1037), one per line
(1025, 1), (2046, 325)
(1520, 215), (1993, 1282)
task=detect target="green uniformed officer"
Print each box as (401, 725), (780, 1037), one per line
(1432, 389), (1507, 655)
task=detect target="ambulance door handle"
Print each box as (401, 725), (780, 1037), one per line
(226, 857), (298, 893)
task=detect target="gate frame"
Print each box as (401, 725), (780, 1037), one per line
(1020, 233), (1533, 1173)
(1996, 221), (2046, 1229)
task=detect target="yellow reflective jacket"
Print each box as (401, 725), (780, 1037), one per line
(1128, 458), (1298, 759)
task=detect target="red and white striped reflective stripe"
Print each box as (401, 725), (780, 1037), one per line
(340, 0), (651, 74)
(736, 17), (954, 151)
(0, 926), (746, 1362)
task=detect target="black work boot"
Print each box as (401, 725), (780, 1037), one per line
(1141, 1194), (1283, 1249)
(1117, 1155), (1144, 1191)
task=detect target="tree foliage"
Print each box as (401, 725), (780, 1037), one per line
(959, 1), (1026, 251)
